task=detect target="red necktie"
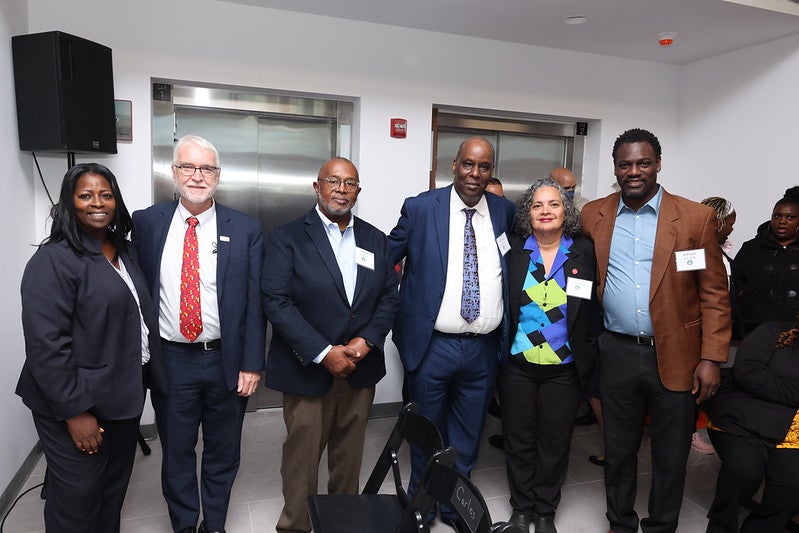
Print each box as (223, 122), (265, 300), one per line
(180, 217), (203, 342)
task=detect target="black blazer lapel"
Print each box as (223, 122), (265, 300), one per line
(564, 251), (584, 332)
(215, 205), (234, 302)
(150, 202), (177, 300)
(352, 217), (371, 304)
(305, 209), (350, 306)
(508, 240), (531, 327)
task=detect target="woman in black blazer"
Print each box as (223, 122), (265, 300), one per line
(17, 163), (166, 533)
(499, 178), (598, 533)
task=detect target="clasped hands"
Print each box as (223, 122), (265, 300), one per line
(322, 337), (371, 379)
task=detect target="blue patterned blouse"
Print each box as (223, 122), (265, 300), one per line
(510, 234), (574, 365)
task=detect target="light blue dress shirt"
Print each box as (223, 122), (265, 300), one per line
(312, 205), (357, 363)
(602, 185), (663, 336)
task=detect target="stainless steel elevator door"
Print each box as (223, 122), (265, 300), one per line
(166, 106), (336, 410)
(435, 130), (567, 204)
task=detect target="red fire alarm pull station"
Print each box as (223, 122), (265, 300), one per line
(390, 118), (407, 138)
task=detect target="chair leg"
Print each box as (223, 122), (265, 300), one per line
(137, 430), (151, 456)
(40, 467), (48, 500)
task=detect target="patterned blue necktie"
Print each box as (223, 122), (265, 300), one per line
(461, 208), (480, 323)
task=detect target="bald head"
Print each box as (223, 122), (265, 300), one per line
(549, 167), (576, 191)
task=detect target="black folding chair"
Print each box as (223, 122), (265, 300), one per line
(307, 402), (445, 533)
(405, 447), (519, 533)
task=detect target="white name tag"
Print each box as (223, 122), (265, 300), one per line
(355, 247), (375, 270)
(566, 277), (593, 300)
(675, 249), (706, 271)
(219, 235), (230, 242)
(496, 232), (510, 256)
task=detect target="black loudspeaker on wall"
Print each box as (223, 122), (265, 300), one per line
(12, 31), (118, 154)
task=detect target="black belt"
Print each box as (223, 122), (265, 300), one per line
(434, 330), (491, 338)
(161, 338), (222, 351)
(607, 331), (655, 347)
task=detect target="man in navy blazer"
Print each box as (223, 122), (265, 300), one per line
(388, 137), (516, 529)
(132, 135), (265, 533)
(263, 158), (398, 533)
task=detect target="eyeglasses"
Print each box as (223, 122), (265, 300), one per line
(319, 176), (360, 191)
(174, 164), (219, 178)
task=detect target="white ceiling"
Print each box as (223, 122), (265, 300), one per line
(221, 0), (799, 64)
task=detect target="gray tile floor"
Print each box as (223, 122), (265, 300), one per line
(4, 409), (726, 532)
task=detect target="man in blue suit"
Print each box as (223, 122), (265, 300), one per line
(263, 157), (398, 533)
(388, 137), (516, 531)
(132, 135), (265, 533)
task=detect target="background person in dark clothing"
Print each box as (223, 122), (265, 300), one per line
(732, 187), (799, 339)
(705, 320), (799, 532)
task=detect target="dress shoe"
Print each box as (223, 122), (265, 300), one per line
(177, 528), (196, 533)
(198, 522), (225, 533)
(575, 410), (598, 425)
(488, 397), (502, 418)
(488, 433), (504, 449)
(588, 455), (606, 467)
(507, 510), (533, 531)
(441, 515), (468, 533)
(533, 515), (557, 533)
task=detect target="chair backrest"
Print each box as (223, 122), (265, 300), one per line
(403, 446), (499, 533)
(362, 403), (444, 508)
(396, 447), (458, 533)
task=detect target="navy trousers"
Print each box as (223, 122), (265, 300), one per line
(406, 330), (499, 507)
(153, 343), (248, 532)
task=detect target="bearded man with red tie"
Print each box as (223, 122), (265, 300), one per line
(133, 135), (265, 533)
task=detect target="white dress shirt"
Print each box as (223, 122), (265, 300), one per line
(434, 187), (503, 334)
(158, 201), (221, 342)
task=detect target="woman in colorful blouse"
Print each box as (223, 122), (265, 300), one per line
(705, 319), (799, 532)
(499, 178), (598, 533)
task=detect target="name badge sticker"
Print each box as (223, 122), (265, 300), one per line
(219, 235), (230, 242)
(496, 232), (511, 256)
(566, 277), (593, 300)
(675, 249), (706, 271)
(355, 247), (375, 270)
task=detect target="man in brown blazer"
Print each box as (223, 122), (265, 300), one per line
(582, 128), (730, 533)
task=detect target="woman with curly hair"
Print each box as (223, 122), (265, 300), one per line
(499, 177), (598, 533)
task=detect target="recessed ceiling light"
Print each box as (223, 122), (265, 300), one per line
(563, 16), (589, 25)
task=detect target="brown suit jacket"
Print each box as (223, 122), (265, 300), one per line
(582, 188), (731, 391)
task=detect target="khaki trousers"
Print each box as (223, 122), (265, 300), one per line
(276, 380), (375, 533)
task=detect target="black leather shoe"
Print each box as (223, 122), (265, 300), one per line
(488, 397), (502, 418)
(533, 515), (557, 533)
(588, 455), (606, 467)
(488, 433), (504, 449)
(177, 528), (196, 533)
(198, 522), (225, 533)
(441, 515), (468, 533)
(507, 510), (532, 532)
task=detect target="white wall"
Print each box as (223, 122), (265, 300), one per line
(0, 0), (40, 498)
(679, 32), (799, 255)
